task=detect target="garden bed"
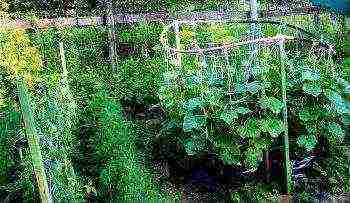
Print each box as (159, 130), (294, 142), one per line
(0, 1), (349, 201)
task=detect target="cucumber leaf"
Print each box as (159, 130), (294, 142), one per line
(298, 107), (318, 122)
(244, 148), (263, 171)
(239, 118), (260, 138)
(219, 146), (241, 165)
(259, 97), (284, 114)
(303, 82), (322, 97)
(184, 137), (206, 155)
(301, 69), (320, 81)
(206, 88), (224, 107)
(324, 89), (349, 114)
(183, 115), (206, 132)
(183, 97), (202, 112)
(259, 118), (286, 138)
(297, 134), (317, 152)
(326, 122), (345, 142)
(220, 111), (238, 125)
(252, 65), (269, 77)
(236, 107), (252, 115)
(220, 107), (251, 124)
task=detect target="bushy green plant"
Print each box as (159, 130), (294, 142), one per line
(158, 22), (350, 187)
(93, 93), (173, 200)
(116, 22), (167, 102)
(159, 42), (287, 171)
(117, 57), (166, 102)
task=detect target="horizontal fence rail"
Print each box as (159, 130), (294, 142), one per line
(0, 6), (327, 29)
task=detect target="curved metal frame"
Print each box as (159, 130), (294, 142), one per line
(160, 19), (335, 54)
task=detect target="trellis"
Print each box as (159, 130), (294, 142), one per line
(159, 19), (336, 194)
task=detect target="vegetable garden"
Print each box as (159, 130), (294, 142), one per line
(0, 0), (349, 202)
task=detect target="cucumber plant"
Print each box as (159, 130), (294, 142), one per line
(159, 21), (350, 178)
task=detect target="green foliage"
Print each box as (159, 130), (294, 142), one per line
(117, 57), (166, 101)
(117, 23), (167, 101)
(259, 117), (286, 138)
(297, 134), (317, 152)
(239, 118), (261, 138)
(183, 115), (206, 132)
(159, 21), (349, 200)
(220, 107), (251, 125)
(259, 97), (284, 114)
(302, 82), (322, 97)
(28, 28), (85, 200)
(326, 122), (345, 143)
(0, 108), (19, 180)
(1, 7), (348, 200)
(244, 148), (263, 171)
(94, 97), (167, 200)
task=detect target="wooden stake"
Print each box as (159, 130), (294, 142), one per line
(107, 0), (117, 73)
(16, 77), (52, 203)
(279, 39), (292, 196)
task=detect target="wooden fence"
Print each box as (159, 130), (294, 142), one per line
(0, 6), (326, 29)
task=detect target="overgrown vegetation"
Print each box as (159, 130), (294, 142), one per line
(0, 0), (349, 202)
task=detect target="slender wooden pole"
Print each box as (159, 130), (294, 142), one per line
(16, 77), (52, 203)
(278, 38), (292, 196)
(59, 41), (68, 81)
(107, 0), (117, 73)
(174, 20), (181, 69)
(247, 0), (260, 81)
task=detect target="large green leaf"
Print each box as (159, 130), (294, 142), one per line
(252, 65), (269, 77)
(184, 134), (207, 156)
(298, 107), (319, 122)
(239, 118), (260, 138)
(324, 89), (349, 114)
(303, 82), (322, 97)
(297, 134), (317, 152)
(326, 122), (345, 142)
(301, 69), (320, 81)
(183, 115), (206, 132)
(219, 146), (241, 165)
(259, 118), (286, 138)
(259, 97), (284, 114)
(186, 74), (201, 87)
(220, 107), (252, 125)
(206, 72), (224, 87)
(236, 107), (252, 115)
(220, 111), (238, 125)
(183, 97), (202, 112)
(246, 81), (264, 93)
(234, 81), (270, 94)
(206, 88), (224, 106)
(254, 137), (272, 150)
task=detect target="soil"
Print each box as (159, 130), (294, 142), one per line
(120, 97), (165, 122)
(72, 122), (100, 202)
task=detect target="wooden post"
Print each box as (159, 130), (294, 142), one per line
(59, 42), (68, 81)
(174, 20), (182, 69)
(16, 77), (52, 203)
(248, 0), (260, 81)
(107, 0), (117, 73)
(278, 37), (292, 196)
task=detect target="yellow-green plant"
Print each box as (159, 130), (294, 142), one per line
(0, 2), (51, 202)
